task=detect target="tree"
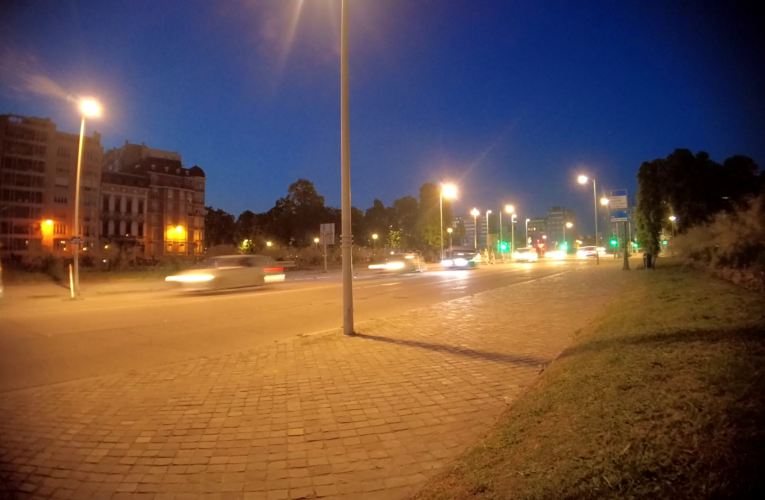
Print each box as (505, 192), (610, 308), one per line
(235, 210), (263, 252)
(204, 207), (235, 248)
(363, 199), (391, 246)
(391, 196), (420, 250)
(637, 159), (669, 255)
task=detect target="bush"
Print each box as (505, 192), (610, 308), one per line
(675, 194), (765, 271)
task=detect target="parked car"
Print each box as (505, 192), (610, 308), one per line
(165, 255), (285, 291)
(513, 247), (539, 262)
(369, 252), (425, 273)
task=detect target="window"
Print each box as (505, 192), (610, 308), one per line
(54, 224), (66, 235)
(138, 200), (145, 214)
(57, 147), (70, 158)
(54, 239), (67, 251)
(167, 190), (173, 199)
(138, 223), (144, 237)
(54, 195), (67, 204)
(167, 243), (173, 252)
(12, 223), (28, 235)
(55, 177), (69, 188)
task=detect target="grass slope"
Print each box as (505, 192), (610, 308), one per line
(414, 264), (765, 499)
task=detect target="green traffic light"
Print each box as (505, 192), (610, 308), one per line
(632, 242), (638, 248)
(499, 243), (508, 251)
(560, 243), (568, 251)
(610, 239), (618, 246)
(662, 240), (668, 245)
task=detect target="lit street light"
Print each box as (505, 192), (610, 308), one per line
(72, 98), (100, 297)
(372, 233), (378, 256)
(447, 227), (453, 253)
(314, 237), (319, 250)
(471, 208), (480, 249)
(266, 241), (273, 247)
(440, 184), (457, 260)
(563, 221), (573, 252)
(525, 218), (530, 246)
(578, 174), (600, 264)
(601, 197), (609, 206)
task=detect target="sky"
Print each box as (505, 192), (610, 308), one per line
(1, 0), (764, 233)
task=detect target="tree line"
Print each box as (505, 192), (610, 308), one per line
(205, 179), (457, 256)
(636, 149), (763, 253)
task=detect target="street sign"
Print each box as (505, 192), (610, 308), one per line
(319, 223), (335, 245)
(609, 189), (628, 210)
(610, 210), (628, 222)
(70, 236), (83, 245)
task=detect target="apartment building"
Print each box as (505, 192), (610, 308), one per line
(0, 114), (102, 256)
(103, 142), (205, 258)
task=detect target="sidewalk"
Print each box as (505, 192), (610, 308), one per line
(0, 266), (624, 499)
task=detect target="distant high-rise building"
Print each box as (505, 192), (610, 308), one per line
(454, 214), (488, 249)
(0, 114), (103, 256)
(526, 207), (577, 249)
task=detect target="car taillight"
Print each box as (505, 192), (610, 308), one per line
(263, 267), (284, 272)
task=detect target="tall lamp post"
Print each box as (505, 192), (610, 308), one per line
(511, 214), (517, 253)
(525, 218), (530, 246)
(471, 208), (480, 249)
(485, 210), (492, 251)
(372, 233), (378, 256)
(447, 227), (453, 254)
(314, 237), (319, 250)
(577, 175), (600, 265)
(72, 99), (100, 297)
(339, 0), (354, 336)
(440, 185), (457, 260)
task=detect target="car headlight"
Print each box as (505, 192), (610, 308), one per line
(166, 274), (214, 282)
(385, 262), (405, 270)
(454, 258), (468, 266)
(441, 259), (454, 266)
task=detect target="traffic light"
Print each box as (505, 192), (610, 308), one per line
(499, 242), (508, 251)
(560, 243), (568, 251)
(662, 240), (668, 246)
(632, 241), (638, 248)
(610, 238), (618, 247)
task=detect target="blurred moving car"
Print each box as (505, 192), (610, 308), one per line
(546, 250), (567, 260)
(166, 255), (285, 291)
(577, 246), (599, 258)
(440, 250), (479, 269)
(369, 252), (425, 273)
(513, 247), (539, 262)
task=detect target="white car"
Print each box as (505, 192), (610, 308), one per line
(166, 255), (285, 291)
(513, 247), (538, 262)
(577, 246), (598, 259)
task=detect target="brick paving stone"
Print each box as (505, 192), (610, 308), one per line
(0, 267), (621, 499)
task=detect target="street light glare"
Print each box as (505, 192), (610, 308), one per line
(566, 222), (573, 228)
(447, 227), (453, 233)
(669, 216), (677, 221)
(505, 205), (514, 213)
(601, 197), (609, 205)
(471, 208), (480, 216)
(486, 209), (492, 214)
(314, 237), (320, 243)
(372, 233), (378, 239)
(578, 175), (588, 184)
(80, 99), (100, 117)
(442, 184), (457, 199)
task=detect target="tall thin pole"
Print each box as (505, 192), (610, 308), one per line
(72, 117), (86, 296)
(473, 214), (477, 249)
(511, 216), (515, 254)
(439, 194), (443, 260)
(340, 0), (354, 335)
(592, 179), (599, 265)
(499, 211), (503, 253)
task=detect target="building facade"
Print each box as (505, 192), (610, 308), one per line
(454, 214), (488, 249)
(103, 142), (205, 258)
(100, 171), (149, 256)
(0, 114), (103, 256)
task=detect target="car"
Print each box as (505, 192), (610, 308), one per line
(440, 250), (479, 269)
(513, 247), (539, 262)
(165, 255), (285, 291)
(577, 246), (599, 258)
(369, 252), (425, 273)
(546, 250), (567, 260)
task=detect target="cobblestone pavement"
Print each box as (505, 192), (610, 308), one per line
(0, 267), (622, 499)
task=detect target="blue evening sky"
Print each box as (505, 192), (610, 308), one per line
(1, 0), (763, 232)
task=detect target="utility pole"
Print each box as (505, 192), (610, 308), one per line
(622, 220), (630, 270)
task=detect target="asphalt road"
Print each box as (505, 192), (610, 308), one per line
(0, 259), (589, 392)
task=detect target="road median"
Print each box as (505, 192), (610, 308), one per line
(413, 263), (765, 499)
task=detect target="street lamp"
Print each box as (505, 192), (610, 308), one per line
(314, 237), (320, 250)
(511, 214), (517, 254)
(447, 227), (453, 254)
(471, 208), (480, 249)
(578, 174), (600, 264)
(339, 0), (353, 336)
(72, 98), (100, 297)
(440, 184), (457, 260)
(669, 216), (677, 236)
(601, 197), (609, 206)
(485, 210), (492, 251)
(372, 233), (378, 256)
(525, 218), (530, 246)
(266, 241), (273, 247)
